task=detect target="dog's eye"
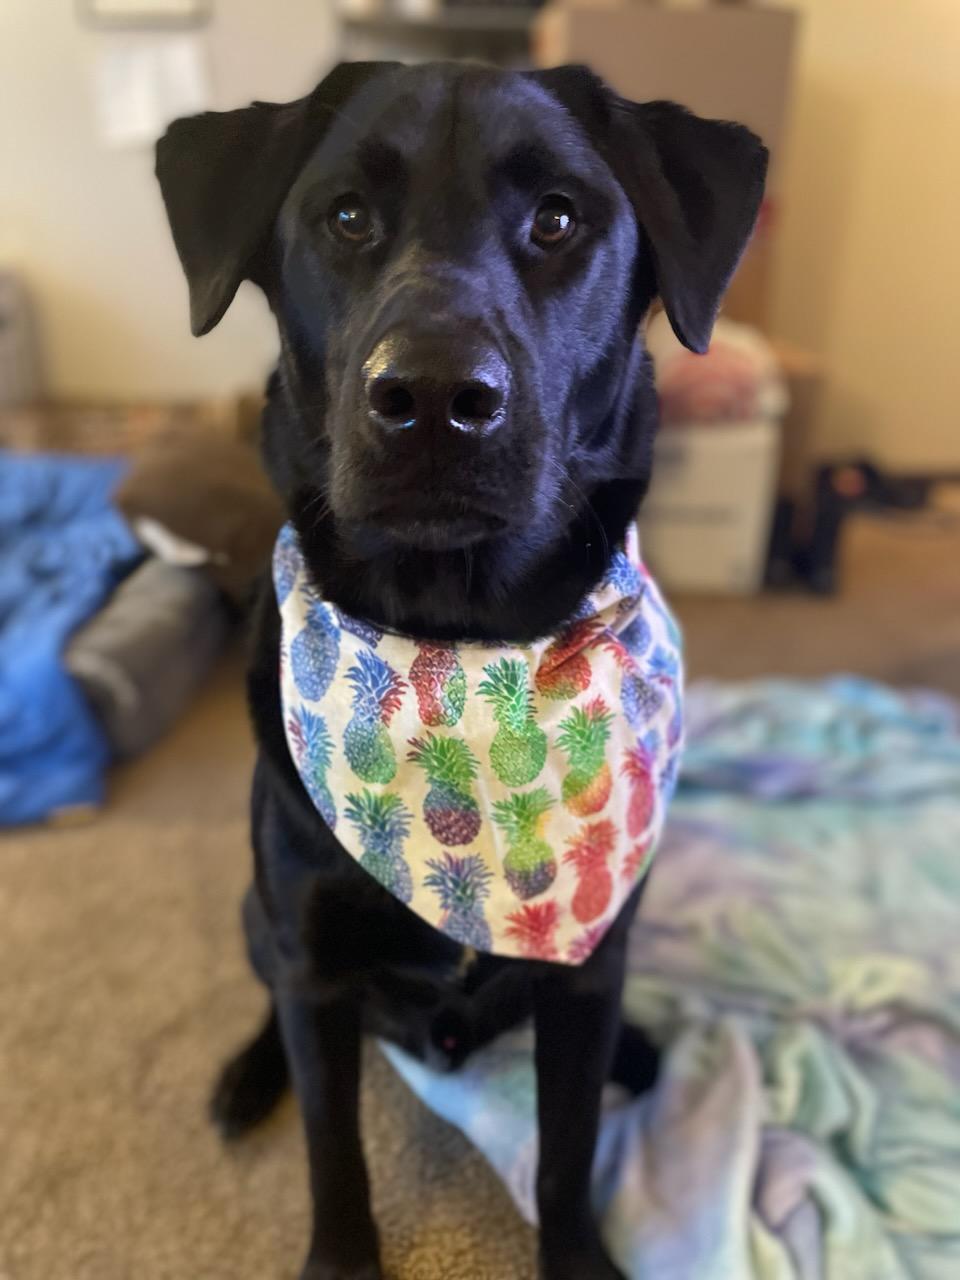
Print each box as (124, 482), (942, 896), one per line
(531, 196), (576, 247)
(329, 195), (373, 243)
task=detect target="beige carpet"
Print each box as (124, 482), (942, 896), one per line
(0, 657), (537, 1280)
(674, 510), (960, 694)
(2, 512), (959, 1280)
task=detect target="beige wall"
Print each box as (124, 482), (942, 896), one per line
(3, 3), (958, 469)
(771, 0), (960, 469)
(0, 0), (337, 400)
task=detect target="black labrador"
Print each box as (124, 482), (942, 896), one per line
(157, 61), (766, 1280)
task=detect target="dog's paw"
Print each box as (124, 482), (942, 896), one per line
(300, 1260), (383, 1280)
(610, 1021), (661, 1096)
(208, 1025), (289, 1140)
(539, 1244), (625, 1280)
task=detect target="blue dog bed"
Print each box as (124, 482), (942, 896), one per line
(0, 451), (141, 825)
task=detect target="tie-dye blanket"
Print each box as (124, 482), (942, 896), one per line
(384, 677), (960, 1279)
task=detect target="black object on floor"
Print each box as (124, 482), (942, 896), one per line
(765, 458), (942, 596)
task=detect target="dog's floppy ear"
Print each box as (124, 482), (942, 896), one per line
(610, 96), (769, 352)
(156, 61), (396, 336)
(532, 66), (768, 353)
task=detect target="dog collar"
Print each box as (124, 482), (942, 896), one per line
(274, 524), (683, 965)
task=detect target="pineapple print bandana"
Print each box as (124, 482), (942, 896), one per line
(275, 523), (684, 966)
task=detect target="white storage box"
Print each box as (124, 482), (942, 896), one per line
(640, 421), (781, 595)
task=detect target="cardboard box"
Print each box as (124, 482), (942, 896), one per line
(533, 2), (799, 329)
(769, 339), (825, 498)
(723, 198), (776, 329)
(534, 3), (798, 169)
(640, 420), (781, 594)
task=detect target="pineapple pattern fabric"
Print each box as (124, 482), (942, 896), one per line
(275, 522), (683, 966)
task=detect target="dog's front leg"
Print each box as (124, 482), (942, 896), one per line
(276, 989), (381, 1280)
(533, 894), (638, 1280)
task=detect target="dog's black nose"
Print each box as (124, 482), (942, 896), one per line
(363, 336), (509, 438)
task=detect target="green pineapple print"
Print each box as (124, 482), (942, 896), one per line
(408, 734), (482, 845)
(492, 787), (556, 900)
(424, 852), (493, 950)
(557, 696), (614, 817)
(286, 706), (336, 830)
(344, 649), (407, 783)
(478, 658), (547, 786)
(343, 790), (413, 902)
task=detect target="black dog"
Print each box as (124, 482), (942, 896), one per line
(157, 61), (765, 1280)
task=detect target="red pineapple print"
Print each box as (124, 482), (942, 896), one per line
(601, 629), (633, 673)
(504, 901), (561, 960)
(286, 711), (306, 758)
(622, 839), (653, 883)
(622, 745), (656, 839)
(568, 923), (608, 964)
(535, 618), (602, 700)
(563, 820), (616, 923)
(409, 643), (466, 727)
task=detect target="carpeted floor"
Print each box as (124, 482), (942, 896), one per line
(674, 509), (960, 695)
(2, 512), (958, 1280)
(1, 651), (538, 1280)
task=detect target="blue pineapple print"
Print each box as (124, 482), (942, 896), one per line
(286, 707), (336, 828)
(334, 607), (383, 648)
(619, 613), (652, 658)
(667, 689), (684, 749)
(290, 588), (340, 701)
(651, 647), (684, 750)
(344, 649), (407, 783)
(622, 642), (678, 726)
(660, 753), (680, 803)
(273, 524), (299, 606)
(648, 645), (680, 683)
(648, 590), (683, 650)
(424, 853), (493, 950)
(621, 665), (664, 728)
(344, 790), (413, 902)
(603, 549), (642, 596)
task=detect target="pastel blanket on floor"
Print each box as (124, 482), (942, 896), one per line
(384, 677), (960, 1279)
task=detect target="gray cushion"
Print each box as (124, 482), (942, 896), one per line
(66, 558), (230, 759)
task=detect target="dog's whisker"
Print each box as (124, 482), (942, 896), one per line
(547, 459), (610, 563)
(298, 487), (334, 529)
(300, 488), (326, 513)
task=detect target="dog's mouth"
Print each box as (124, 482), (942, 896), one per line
(363, 502), (509, 551)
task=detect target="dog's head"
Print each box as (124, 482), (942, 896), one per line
(157, 62), (766, 638)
